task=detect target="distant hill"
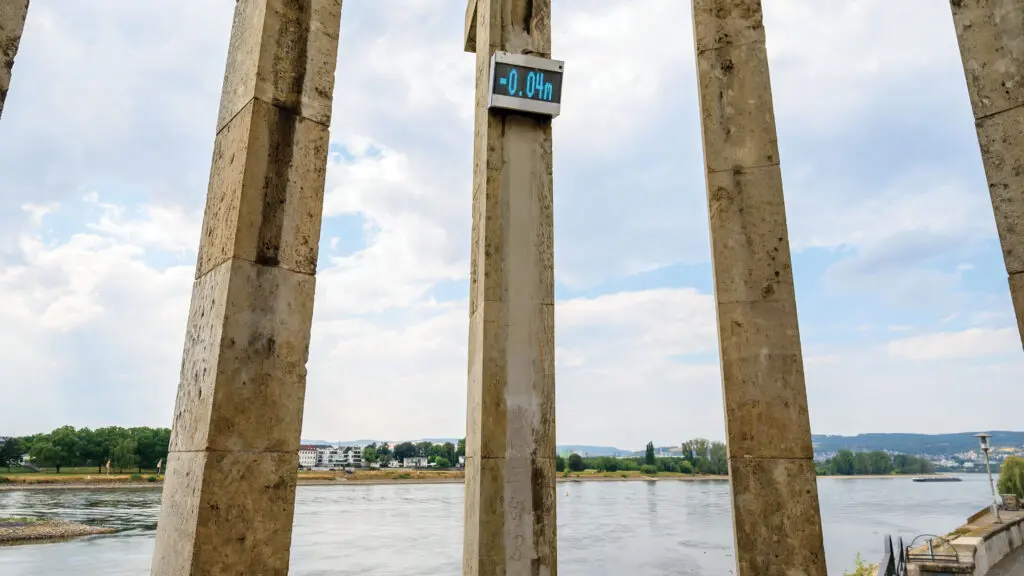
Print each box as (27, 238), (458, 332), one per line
(300, 439), (380, 446)
(556, 445), (631, 457)
(303, 439), (632, 456)
(811, 431), (1024, 455)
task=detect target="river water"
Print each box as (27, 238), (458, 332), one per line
(0, 474), (997, 575)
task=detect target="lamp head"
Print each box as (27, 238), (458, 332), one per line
(975, 432), (992, 450)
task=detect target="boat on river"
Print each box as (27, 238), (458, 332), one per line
(912, 476), (962, 482)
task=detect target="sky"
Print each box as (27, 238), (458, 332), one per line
(0, 0), (1020, 451)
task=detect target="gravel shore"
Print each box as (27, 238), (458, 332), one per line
(0, 518), (116, 545)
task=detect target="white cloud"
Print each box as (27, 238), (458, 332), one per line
(887, 328), (1021, 361)
(85, 195), (201, 254)
(319, 138), (467, 315)
(765, 0), (964, 131)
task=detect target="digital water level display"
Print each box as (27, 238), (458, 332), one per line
(487, 52), (564, 118)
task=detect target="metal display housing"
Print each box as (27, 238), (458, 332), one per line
(487, 51), (564, 118)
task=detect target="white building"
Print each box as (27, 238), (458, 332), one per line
(342, 446), (363, 467)
(298, 445), (319, 469)
(403, 457), (429, 468)
(310, 445), (364, 470)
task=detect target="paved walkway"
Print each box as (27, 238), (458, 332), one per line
(988, 544), (1024, 576)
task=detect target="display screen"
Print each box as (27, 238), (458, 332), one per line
(491, 62), (563, 104)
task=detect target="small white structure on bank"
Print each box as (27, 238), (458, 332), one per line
(403, 457), (429, 469)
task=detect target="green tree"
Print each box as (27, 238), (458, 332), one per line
(594, 456), (619, 472)
(457, 438), (466, 459)
(30, 440), (67, 473)
(442, 442), (456, 464)
(376, 443), (391, 464)
(853, 452), (872, 475)
(555, 455), (566, 472)
(869, 451), (894, 475)
(998, 456), (1024, 499)
(435, 457), (451, 468)
(683, 438), (713, 472)
(568, 453), (585, 472)
(678, 460), (693, 474)
(112, 438), (138, 473)
(640, 464), (658, 475)
(658, 459), (680, 473)
(91, 427), (117, 472)
(77, 428), (102, 471)
(363, 446), (379, 463)
(393, 442), (417, 461)
(618, 459), (639, 471)
(152, 428), (170, 470)
(830, 450), (856, 475)
(131, 427), (158, 473)
(50, 426), (82, 467)
(1, 438), (23, 471)
(709, 442), (728, 475)
(415, 441), (434, 458)
(645, 442), (656, 466)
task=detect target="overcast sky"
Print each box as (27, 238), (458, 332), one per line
(0, 0), (1020, 450)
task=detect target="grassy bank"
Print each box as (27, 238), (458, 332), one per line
(0, 467), (932, 490)
(1, 469), (162, 487)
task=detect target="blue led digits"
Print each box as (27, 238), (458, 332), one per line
(488, 54), (563, 117)
(497, 66), (554, 102)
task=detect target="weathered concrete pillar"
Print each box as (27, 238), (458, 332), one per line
(950, 0), (1024, 344)
(692, 2), (827, 575)
(0, 0), (30, 120)
(150, 1), (341, 574)
(462, 1), (557, 575)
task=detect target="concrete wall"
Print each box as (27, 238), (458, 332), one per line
(911, 513), (1024, 576)
(972, 519), (1024, 575)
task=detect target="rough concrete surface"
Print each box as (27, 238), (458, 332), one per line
(463, 1), (558, 575)
(150, 0), (341, 574)
(693, 0), (826, 574)
(0, 0), (30, 120)
(951, 0), (1024, 348)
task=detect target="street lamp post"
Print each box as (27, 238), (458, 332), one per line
(975, 433), (1002, 524)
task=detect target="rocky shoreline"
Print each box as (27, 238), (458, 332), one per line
(0, 518), (116, 546)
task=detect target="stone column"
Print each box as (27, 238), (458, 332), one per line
(462, 1), (557, 575)
(950, 0), (1024, 344)
(692, 2), (827, 575)
(150, 1), (341, 574)
(0, 0), (30, 120)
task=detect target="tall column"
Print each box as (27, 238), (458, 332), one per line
(150, 1), (341, 574)
(462, 1), (557, 575)
(692, 2), (827, 575)
(950, 0), (1024, 344)
(0, 0), (30, 120)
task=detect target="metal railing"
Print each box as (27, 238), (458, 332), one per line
(877, 535), (908, 576)
(904, 534), (962, 565)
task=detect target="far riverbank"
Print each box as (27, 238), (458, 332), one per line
(0, 469), (945, 491)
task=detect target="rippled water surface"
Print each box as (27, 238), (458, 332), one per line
(0, 474), (995, 575)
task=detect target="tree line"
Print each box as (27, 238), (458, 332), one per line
(555, 439), (730, 476)
(817, 450), (936, 476)
(362, 439), (465, 469)
(1, 426), (170, 474)
(550, 442), (941, 478)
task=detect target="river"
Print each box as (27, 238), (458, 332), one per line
(0, 474), (997, 575)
